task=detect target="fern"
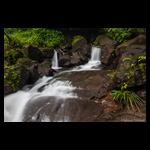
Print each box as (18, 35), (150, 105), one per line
(111, 90), (145, 111)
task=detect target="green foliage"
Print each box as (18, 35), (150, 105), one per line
(4, 64), (21, 91)
(4, 28), (64, 48)
(138, 56), (146, 63)
(111, 90), (145, 111)
(104, 28), (145, 43)
(72, 35), (85, 46)
(4, 48), (26, 64)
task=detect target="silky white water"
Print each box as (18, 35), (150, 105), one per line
(73, 46), (102, 71)
(52, 50), (61, 69)
(4, 76), (77, 122)
(4, 46), (101, 122)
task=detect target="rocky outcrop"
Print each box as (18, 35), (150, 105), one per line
(28, 63), (39, 84)
(40, 47), (54, 59)
(94, 36), (117, 66)
(38, 59), (53, 77)
(116, 34), (146, 55)
(59, 55), (72, 68)
(23, 96), (104, 122)
(23, 44), (43, 63)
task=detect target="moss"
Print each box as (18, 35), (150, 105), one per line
(4, 64), (21, 91)
(4, 48), (27, 64)
(72, 35), (85, 46)
(94, 35), (106, 46)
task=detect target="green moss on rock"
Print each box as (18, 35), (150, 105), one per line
(72, 35), (85, 46)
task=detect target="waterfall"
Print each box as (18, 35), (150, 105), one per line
(4, 76), (77, 122)
(73, 46), (102, 71)
(52, 50), (59, 69)
(4, 46), (101, 122)
(91, 46), (101, 61)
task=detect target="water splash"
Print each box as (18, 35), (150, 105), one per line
(73, 46), (102, 71)
(4, 76), (77, 122)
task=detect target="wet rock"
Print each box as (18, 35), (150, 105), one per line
(59, 55), (72, 68)
(23, 96), (104, 122)
(38, 59), (53, 77)
(58, 70), (114, 100)
(94, 37), (117, 66)
(28, 63), (39, 84)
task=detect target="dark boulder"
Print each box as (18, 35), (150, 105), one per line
(28, 63), (39, 84)
(72, 37), (87, 52)
(38, 59), (53, 77)
(23, 44), (43, 63)
(59, 55), (72, 68)
(94, 36), (117, 66)
(116, 34), (146, 56)
(40, 47), (54, 59)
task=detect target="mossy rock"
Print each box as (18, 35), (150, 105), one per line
(4, 48), (27, 65)
(16, 58), (33, 68)
(4, 64), (29, 96)
(71, 35), (87, 52)
(94, 35), (106, 46)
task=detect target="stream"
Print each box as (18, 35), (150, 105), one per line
(4, 46), (102, 122)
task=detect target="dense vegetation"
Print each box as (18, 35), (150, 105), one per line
(4, 28), (146, 111)
(4, 28), (64, 48)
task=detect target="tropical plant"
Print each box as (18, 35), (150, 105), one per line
(111, 90), (145, 111)
(104, 28), (146, 43)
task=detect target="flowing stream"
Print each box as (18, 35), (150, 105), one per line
(4, 46), (102, 122)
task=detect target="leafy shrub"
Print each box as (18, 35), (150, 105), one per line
(4, 48), (26, 64)
(4, 64), (21, 91)
(104, 28), (146, 43)
(4, 28), (64, 48)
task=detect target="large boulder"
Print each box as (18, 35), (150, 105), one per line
(23, 44), (43, 63)
(116, 34), (146, 56)
(40, 47), (54, 59)
(28, 63), (39, 84)
(23, 96), (104, 122)
(112, 44), (146, 88)
(94, 36), (117, 66)
(38, 59), (53, 77)
(59, 55), (72, 68)
(72, 36), (87, 52)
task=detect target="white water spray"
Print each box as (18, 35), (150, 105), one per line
(52, 50), (61, 69)
(73, 46), (102, 71)
(4, 76), (77, 122)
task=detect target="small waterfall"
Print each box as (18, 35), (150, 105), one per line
(73, 46), (102, 71)
(52, 50), (59, 69)
(91, 46), (101, 61)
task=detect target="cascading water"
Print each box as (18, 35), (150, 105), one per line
(73, 46), (102, 71)
(4, 76), (77, 122)
(52, 50), (61, 69)
(4, 46), (102, 122)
